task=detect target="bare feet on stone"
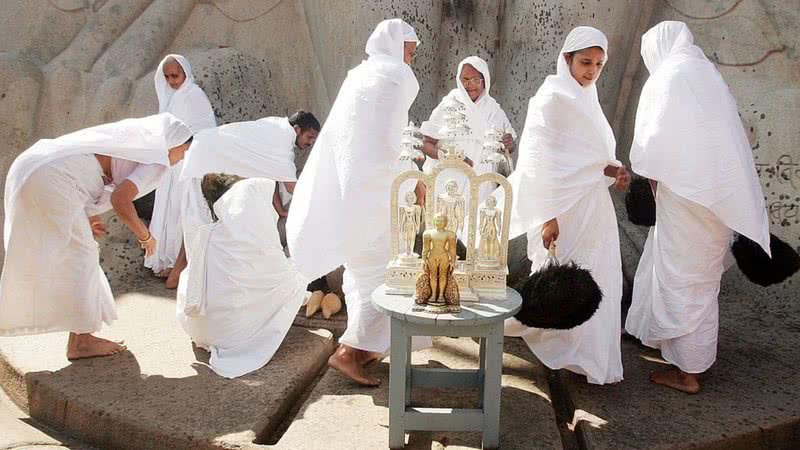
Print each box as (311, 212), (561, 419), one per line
(166, 245), (188, 289)
(360, 350), (384, 367)
(650, 367), (700, 394)
(67, 333), (126, 360)
(328, 345), (380, 386)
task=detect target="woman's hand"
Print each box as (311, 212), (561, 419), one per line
(139, 234), (157, 257)
(502, 133), (514, 153)
(88, 215), (106, 239)
(614, 166), (632, 191)
(541, 218), (559, 250)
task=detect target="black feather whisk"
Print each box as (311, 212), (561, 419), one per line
(514, 242), (603, 330)
(731, 233), (800, 287)
(625, 176), (656, 227)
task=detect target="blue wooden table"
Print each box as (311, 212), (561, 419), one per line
(372, 285), (522, 449)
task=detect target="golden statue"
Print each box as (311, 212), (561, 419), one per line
(478, 195), (501, 266)
(398, 190), (422, 258)
(414, 213), (460, 313)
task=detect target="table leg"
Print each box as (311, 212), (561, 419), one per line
(405, 334), (412, 406)
(478, 336), (487, 408)
(389, 319), (408, 449)
(482, 323), (503, 449)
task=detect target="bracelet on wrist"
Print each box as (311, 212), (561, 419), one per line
(137, 233), (153, 244)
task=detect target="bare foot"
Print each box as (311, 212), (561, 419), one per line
(165, 246), (188, 289)
(67, 333), (126, 360)
(360, 350), (384, 367)
(156, 268), (171, 279)
(328, 345), (380, 386)
(650, 367), (701, 394)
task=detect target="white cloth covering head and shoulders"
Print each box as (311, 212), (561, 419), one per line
(0, 113), (192, 336)
(154, 54), (217, 133)
(421, 55), (517, 213)
(177, 116), (298, 256)
(4, 113), (192, 232)
(504, 26), (619, 239)
(287, 19), (429, 355)
(628, 21), (770, 253)
(176, 178), (309, 378)
(502, 26), (624, 385)
(146, 54), (217, 273)
(287, 18), (420, 281)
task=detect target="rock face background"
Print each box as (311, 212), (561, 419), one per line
(0, 0), (798, 296)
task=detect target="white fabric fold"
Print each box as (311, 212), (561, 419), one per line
(147, 54), (217, 273)
(287, 18), (420, 281)
(421, 56), (517, 208)
(629, 21), (770, 253)
(504, 26), (619, 239)
(1, 114), (191, 336)
(501, 26), (624, 385)
(177, 117), (299, 258)
(177, 178), (310, 378)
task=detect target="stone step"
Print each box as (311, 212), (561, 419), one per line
(274, 336), (564, 450)
(0, 279), (334, 450)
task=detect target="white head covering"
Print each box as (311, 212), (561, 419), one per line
(287, 19), (420, 280)
(4, 113), (192, 243)
(420, 56), (516, 141)
(154, 54), (217, 133)
(630, 21), (770, 253)
(180, 117), (298, 183)
(505, 26), (618, 238)
(365, 18), (419, 60)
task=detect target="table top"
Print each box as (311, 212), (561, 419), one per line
(371, 284), (522, 327)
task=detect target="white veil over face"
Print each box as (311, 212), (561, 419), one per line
(506, 26), (617, 238)
(630, 21), (770, 253)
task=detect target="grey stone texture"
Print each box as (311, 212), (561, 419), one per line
(0, 277), (335, 450)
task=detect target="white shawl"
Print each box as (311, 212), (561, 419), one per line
(286, 19), (420, 280)
(3, 113), (192, 244)
(630, 21), (770, 253)
(154, 54), (217, 133)
(506, 26), (619, 238)
(180, 117), (298, 182)
(420, 56), (516, 145)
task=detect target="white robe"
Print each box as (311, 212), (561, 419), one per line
(146, 54), (217, 273)
(177, 178), (309, 378)
(0, 114), (192, 336)
(625, 22), (771, 373)
(421, 56), (517, 219)
(502, 27), (624, 385)
(178, 117), (297, 259)
(287, 19), (421, 353)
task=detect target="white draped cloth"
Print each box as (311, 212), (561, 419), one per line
(502, 27), (624, 385)
(421, 56), (517, 210)
(146, 54), (217, 273)
(177, 178), (309, 378)
(178, 117), (298, 258)
(287, 19), (422, 353)
(625, 21), (771, 373)
(0, 114), (192, 336)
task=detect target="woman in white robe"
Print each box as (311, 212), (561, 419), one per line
(625, 21), (771, 394)
(287, 19), (422, 386)
(178, 116), (305, 259)
(502, 27), (630, 385)
(146, 54), (217, 284)
(421, 56), (516, 228)
(0, 113), (192, 359)
(176, 177), (309, 378)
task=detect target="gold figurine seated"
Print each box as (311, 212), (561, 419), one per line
(414, 213), (461, 313)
